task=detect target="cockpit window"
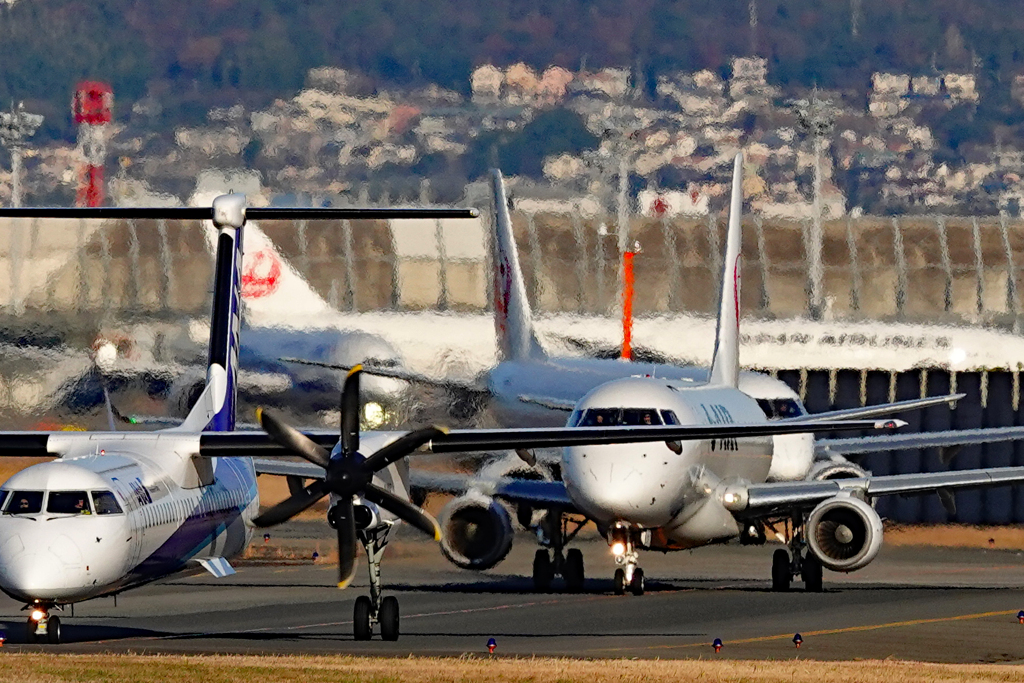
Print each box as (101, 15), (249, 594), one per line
(567, 410), (584, 427)
(6, 491), (43, 514)
(0, 491), (8, 510)
(579, 408), (665, 426)
(91, 491), (123, 515)
(757, 398), (807, 420)
(47, 491), (92, 515)
(621, 409), (663, 426)
(660, 410), (680, 425)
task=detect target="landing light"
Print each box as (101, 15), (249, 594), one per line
(30, 609), (44, 622)
(363, 402), (386, 428)
(611, 542), (626, 556)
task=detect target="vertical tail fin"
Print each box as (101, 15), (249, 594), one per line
(708, 154), (743, 388)
(178, 193), (245, 432)
(490, 169), (545, 361)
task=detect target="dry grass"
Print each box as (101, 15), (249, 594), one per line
(2, 654), (1024, 683)
(884, 525), (1024, 550)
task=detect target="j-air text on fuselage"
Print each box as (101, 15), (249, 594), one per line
(0, 191), (896, 644)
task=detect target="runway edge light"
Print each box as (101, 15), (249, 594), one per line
(793, 633), (803, 649)
(713, 638), (723, 653)
(487, 637), (497, 654)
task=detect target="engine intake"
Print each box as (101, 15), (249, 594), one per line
(806, 459), (869, 481)
(805, 495), (882, 572)
(438, 495), (514, 570)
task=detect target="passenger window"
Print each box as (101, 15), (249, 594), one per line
(47, 491), (92, 515)
(92, 491), (123, 515)
(7, 491), (43, 514)
(660, 410), (680, 425)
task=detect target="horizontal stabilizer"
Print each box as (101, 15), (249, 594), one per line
(196, 557), (236, 578)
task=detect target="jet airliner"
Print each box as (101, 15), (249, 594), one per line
(410, 156), (1024, 596)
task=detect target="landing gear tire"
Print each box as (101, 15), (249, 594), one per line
(379, 596), (400, 641)
(564, 549), (585, 593)
(629, 568), (645, 596)
(802, 553), (824, 593)
(533, 549), (553, 592)
(46, 616), (61, 644)
(771, 549), (791, 592)
(25, 617), (37, 643)
(614, 568), (627, 595)
(353, 595), (373, 641)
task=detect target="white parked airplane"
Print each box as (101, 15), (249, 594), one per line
(0, 194), (890, 644)
(411, 155), (1024, 596)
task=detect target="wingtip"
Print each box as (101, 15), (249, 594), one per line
(347, 364), (363, 377)
(337, 580), (351, 590)
(255, 407), (263, 422)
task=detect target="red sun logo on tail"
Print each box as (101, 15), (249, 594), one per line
(241, 249), (282, 299)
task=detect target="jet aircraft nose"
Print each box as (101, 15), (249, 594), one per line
(562, 445), (679, 527)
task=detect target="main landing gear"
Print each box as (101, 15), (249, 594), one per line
(25, 603), (61, 644)
(768, 516), (823, 593)
(352, 525), (400, 641)
(610, 523), (644, 596)
(531, 511), (588, 592)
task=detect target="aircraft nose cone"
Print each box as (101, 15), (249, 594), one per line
(563, 448), (672, 526)
(0, 533), (87, 601)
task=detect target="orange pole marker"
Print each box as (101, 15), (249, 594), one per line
(621, 251), (635, 360)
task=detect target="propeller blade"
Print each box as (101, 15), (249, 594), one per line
(341, 366), (361, 458)
(252, 479), (330, 528)
(363, 484), (442, 540)
(362, 426), (447, 473)
(258, 407), (332, 470)
(334, 497), (358, 588)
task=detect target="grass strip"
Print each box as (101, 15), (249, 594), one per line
(1, 654), (1024, 683)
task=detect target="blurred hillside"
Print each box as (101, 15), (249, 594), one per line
(3, 0), (1024, 141)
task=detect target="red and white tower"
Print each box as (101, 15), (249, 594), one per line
(72, 81), (113, 207)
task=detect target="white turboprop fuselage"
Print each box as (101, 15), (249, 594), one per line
(0, 437), (258, 604)
(562, 377), (771, 550)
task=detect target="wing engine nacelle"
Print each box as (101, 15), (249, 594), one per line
(438, 494), (514, 570)
(805, 495), (883, 572)
(806, 458), (870, 481)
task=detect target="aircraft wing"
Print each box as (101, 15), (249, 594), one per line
(408, 469), (577, 509)
(782, 394), (964, 423)
(730, 466), (1024, 517)
(279, 357), (486, 395)
(815, 426), (1024, 460)
(0, 419), (899, 459)
(252, 458), (325, 479)
(515, 394), (576, 411)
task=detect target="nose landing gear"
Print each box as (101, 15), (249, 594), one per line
(352, 525), (400, 641)
(610, 524), (644, 596)
(24, 603), (61, 644)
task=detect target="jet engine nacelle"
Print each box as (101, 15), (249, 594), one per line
(438, 494), (514, 571)
(805, 495), (883, 572)
(806, 458), (870, 481)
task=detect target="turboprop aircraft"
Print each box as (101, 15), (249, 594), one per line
(411, 155), (1024, 597)
(0, 193), (897, 644)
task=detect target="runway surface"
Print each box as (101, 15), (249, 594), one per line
(4, 525), (1024, 661)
